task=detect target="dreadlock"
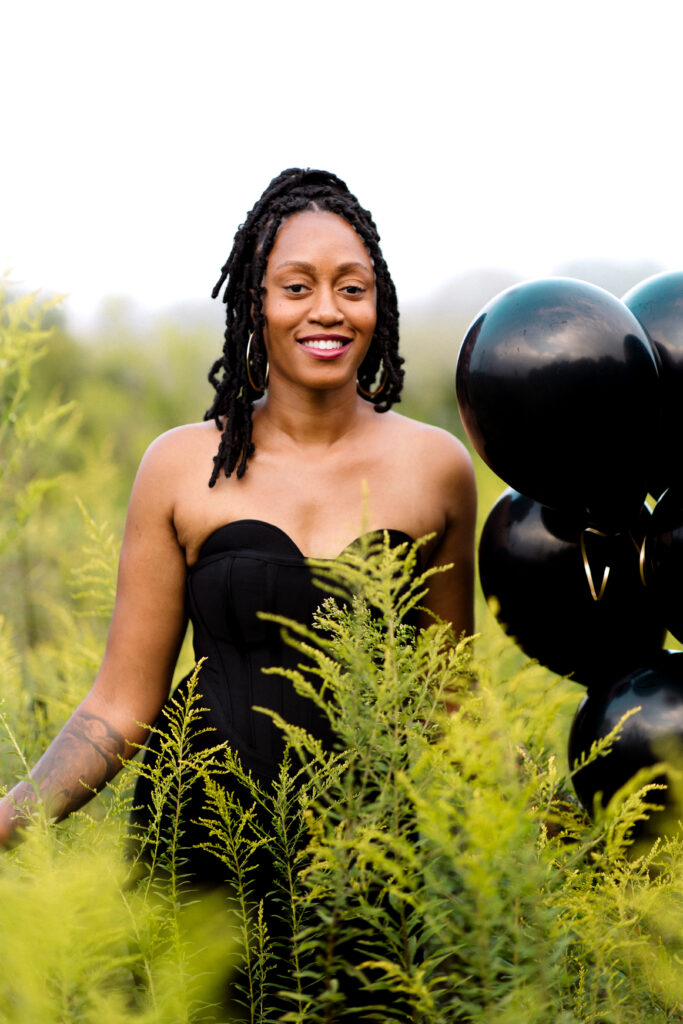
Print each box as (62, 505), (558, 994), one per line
(205, 168), (404, 486)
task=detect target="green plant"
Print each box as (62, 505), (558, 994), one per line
(3, 286), (683, 1022)
(138, 534), (682, 1022)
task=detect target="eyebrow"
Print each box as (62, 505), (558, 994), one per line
(274, 260), (373, 274)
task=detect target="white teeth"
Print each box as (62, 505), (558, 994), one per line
(301, 339), (346, 350)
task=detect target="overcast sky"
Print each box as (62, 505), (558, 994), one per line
(3, 0), (682, 329)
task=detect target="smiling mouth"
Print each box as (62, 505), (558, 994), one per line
(298, 335), (352, 351)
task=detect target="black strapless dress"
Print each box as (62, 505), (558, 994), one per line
(132, 519), (414, 882)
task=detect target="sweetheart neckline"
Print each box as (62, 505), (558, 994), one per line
(194, 518), (416, 565)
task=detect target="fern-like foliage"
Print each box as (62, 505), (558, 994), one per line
(181, 534), (683, 1023)
(2, 284), (683, 1021)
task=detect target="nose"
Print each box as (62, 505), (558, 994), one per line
(308, 285), (343, 326)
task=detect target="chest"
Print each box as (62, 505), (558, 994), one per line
(227, 453), (408, 554)
(177, 434), (443, 564)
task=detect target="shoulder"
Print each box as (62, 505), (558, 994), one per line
(140, 421), (219, 467)
(379, 416), (477, 633)
(374, 412), (476, 547)
(135, 421), (220, 483)
(381, 412), (475, 488)
(128, 422), (221, 519)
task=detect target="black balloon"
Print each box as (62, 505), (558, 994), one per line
(642, 487), (683, 644)
(569, 651), (683, 831)
(479, 489), (665, 686)
(456, 278), (660, 532)
(622, 271), (683, 499)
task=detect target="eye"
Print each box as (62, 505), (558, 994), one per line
(341, 285), (365, 296)
(284, 283), (309, 295)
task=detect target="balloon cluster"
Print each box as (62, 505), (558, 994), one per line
(456, 273), (683, 827)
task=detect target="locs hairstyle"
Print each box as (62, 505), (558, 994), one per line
(205, 168), (404, 486)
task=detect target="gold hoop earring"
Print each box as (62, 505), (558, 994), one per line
(246, 332), (269, 393)
(357, 365), (387, 399)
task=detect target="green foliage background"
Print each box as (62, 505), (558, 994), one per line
(1, 288), (682, 1022)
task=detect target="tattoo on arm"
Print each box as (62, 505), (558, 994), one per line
(5, 710), (127, 829)
(36, 710), (127, 815)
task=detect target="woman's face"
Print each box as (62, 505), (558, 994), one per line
(261, 210), (377, 394)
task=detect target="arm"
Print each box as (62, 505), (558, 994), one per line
(419, 436), (477, 638)
(417, 438), (477, 711)
(0, 435), (189, 847)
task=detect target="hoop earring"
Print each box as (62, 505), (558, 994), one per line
(357, 364), (388, 399)
(246, 332), (269, 393)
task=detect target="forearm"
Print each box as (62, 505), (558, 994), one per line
(0, 704), (134, 847)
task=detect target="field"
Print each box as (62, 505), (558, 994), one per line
(1, 289), (682, 1023)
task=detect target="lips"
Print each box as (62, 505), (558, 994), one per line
(297, 334), (353, 357)
(298, 334), (351, 349)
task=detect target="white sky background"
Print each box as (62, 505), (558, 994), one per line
(3, 0), (683, 329)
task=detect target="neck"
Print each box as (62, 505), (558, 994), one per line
(253, 379), (372, 449)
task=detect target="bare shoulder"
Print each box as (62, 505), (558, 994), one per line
(139, 421), (218, 473)
(382, 412), (475, 487)
(377, 414), (476, 633)
(132, 421), (217, 494)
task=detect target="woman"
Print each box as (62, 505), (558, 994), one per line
(0, 168), (476, 863)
